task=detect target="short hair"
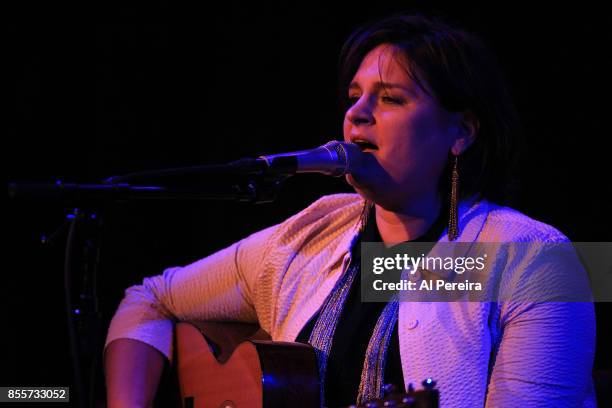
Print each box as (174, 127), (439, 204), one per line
(338, 14), (521, 204)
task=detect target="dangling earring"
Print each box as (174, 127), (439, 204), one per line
(359, 200), (374, 233)
(448, 155), (459, 241)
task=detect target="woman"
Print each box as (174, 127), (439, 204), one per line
(104, 14), (596, 407)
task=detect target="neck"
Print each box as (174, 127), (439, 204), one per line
(375, 194), (442, 244)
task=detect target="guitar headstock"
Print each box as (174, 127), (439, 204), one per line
(349, 378), (439, 408)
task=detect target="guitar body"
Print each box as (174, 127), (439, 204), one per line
(174, 321), (320, 408)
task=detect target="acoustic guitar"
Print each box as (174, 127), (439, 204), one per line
(174, 321), (319, 408)
(173, 321), (438, 408)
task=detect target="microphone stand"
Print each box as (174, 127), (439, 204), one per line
(8, 165), (291, 407)
(9, 175), (289, 205)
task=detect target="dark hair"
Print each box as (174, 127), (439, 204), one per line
(338, 14), (521, 204)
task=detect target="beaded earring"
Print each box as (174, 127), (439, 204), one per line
(448, 154), (459, 241)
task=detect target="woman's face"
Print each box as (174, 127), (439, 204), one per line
(343, 44), (461, 212)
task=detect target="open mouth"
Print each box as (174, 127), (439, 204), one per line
(352, 140), (379, 151)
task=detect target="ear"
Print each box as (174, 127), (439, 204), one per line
(450, 111), (479, 156)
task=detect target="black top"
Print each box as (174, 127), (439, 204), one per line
(296, 205), (446, 407)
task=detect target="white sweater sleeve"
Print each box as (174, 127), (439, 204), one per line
(104, 224), (277, 360)
(485, 300), (596, 407)
(485, 239), (597, 407)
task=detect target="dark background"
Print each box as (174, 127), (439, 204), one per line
(7, 1), (611, 406)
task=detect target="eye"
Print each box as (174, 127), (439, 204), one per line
(347, 95), (360, 106)
(381, 95), (404, 105)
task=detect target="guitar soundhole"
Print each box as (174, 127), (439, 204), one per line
(184, 396), (194, 408)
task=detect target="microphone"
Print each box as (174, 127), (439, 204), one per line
(250, 140), (365, 177)
(102, 141), (366, 185)
(9, 141), (369, 203)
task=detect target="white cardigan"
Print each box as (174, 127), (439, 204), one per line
(105, 194), (596, 407)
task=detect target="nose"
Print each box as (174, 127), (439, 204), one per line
(345, 97), (374, 126)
